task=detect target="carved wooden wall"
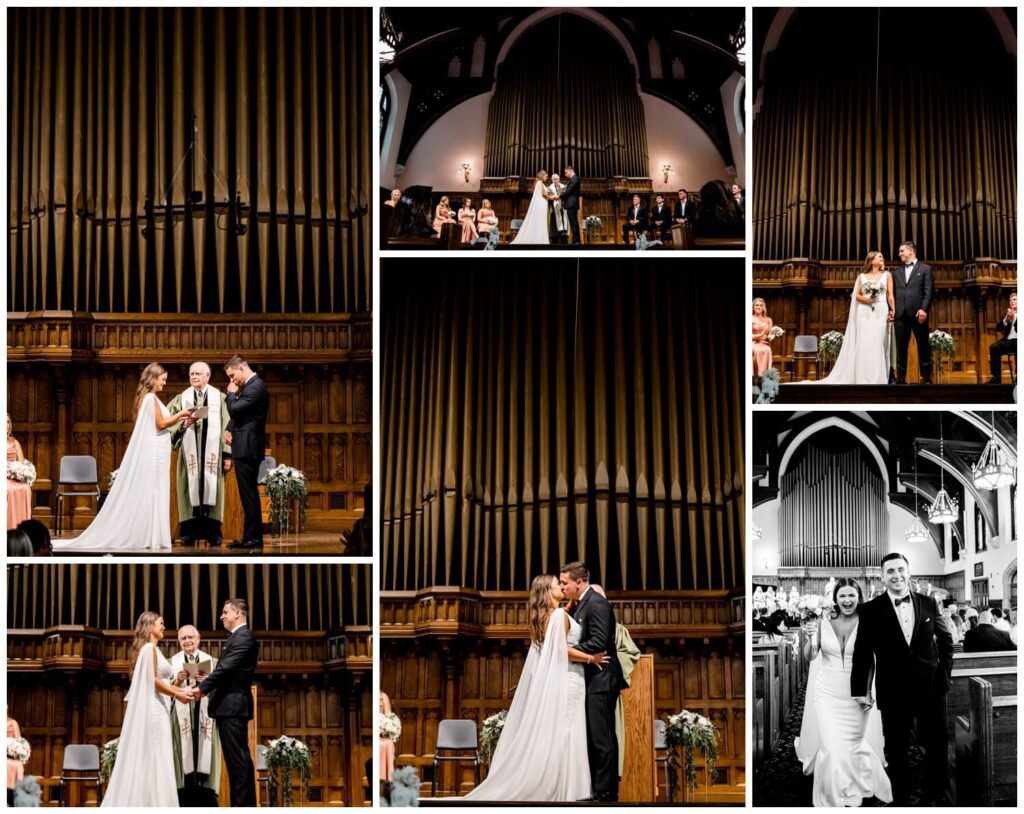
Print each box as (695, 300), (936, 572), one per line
(382, 260), (745, 592)
(7, 312), (371, 531)
(7, 7), (371, 314)
(7, 563), (372, 807)
(380, 590), (745, 803)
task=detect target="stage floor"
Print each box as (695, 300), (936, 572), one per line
(419, 799), (738, 807)
(768, 383), (1015, 405)
(50, 532), (346, 556)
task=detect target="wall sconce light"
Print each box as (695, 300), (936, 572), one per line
(461, 162), (472, 183)
(661, 163), (672, 183)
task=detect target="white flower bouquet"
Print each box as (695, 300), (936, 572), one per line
(379, 712), (402, 742)
(265, 735), (312, 806)
(929, 330), (956, 374)
(664, 709), (719, 798)
(768, 326), (785, 341)
(479, 710), (508, 765)
(6, 460), (37, 486)
(795, 593), (832, 622)
(7, 736), (31, 763)
(861, 279), (885, 310)
(485, 215), (498, 227)
(818, 330), (845, 363)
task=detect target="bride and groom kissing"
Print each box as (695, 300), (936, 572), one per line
(512, 166), (581, 246)
(465, 562), (627, 803)
(102, 600), (260, 807)
(53, 355), (269, 551)
(797, 553), (953, 807)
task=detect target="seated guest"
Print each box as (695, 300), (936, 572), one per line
(476, 199), (498, 236)
(991, 607), (1012, 632)
(693, 180), (744, 239)
(6, 415), (32, 529)
(751, 298), (774, 376)
(432, 196), (457, 237)
(673, 189), (695, 226)
(18, 518), (52, 556)
(731, 183), (745, 211)
(649, 195), (671, 241)
(384, 188), (402, 208)
(987, 292), (1016, 383)
(621, 194), (647, 244)
(379, 692), (395, 782)
(457, 198), (478, 242)
(963, 610), (1015, 651)
(7, 718), (25, 806)
(7, 529), (33, 557)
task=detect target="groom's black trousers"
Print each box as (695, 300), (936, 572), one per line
(566, 208), (581, 245)
(232, 457), (263, 541)
(879, 691), (948, 804)
(217, 716), (256, 807)
(586, 690), (619, 798)
(894, 313), (932, 381)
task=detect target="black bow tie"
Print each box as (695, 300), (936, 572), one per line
(904, 263), (914, 268)
(894, 595), (911, 606)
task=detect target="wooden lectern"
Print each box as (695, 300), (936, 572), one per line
(619, 654), (656, 802)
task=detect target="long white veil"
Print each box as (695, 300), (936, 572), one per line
(813, 275), (862, 384)
(511, 181), (552, 245)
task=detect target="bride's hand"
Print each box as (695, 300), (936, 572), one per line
(590, 653), (611, 670)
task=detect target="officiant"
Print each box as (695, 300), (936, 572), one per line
(170, 625), (223, 806)
(169, 362), (233, 545)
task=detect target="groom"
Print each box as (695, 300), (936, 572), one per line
(562, 165), (581, 245)
(224, 356), (269, 550)
(890, 240), (934, 384)
(560, 562), (626, 802)
(192, 599), (259, 807)
(851, 553), (953, 805)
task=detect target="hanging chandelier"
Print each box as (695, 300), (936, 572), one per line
(928, 416), (959, 525)
(972, 411), (1016, 491)
(906, 449), (930, 544)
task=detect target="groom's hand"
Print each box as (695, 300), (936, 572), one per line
(853, 695), (872, 710)
(227, 380), (240, 394)
(224, 430), (233, 445)
(916, 309), (928, 323)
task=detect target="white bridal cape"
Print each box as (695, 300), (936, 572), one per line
(511, 181), (552, 245)
(814, 273), (890, 384)
(463, 608), (590, 801)
(102, 642), (179, 807)
(794, 618), (892, 807)
(53, 393), (173, 551)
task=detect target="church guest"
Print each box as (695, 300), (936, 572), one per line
(650, 195), (671, 241)
(17, 519), (52, 556)
(7, 718), (25, 806)
(731, 183), (745, 211)
(963, 610), (1016, 652)
(693, 180), (744, 239)
(168, 363), (233, 546)
(384, 188), (402, 208)
(476, 199), (498, 236)
(621, 194), (647, 245)
(6, 415), (32, 529)
(673, 189), (695, 225)
(432, 196), (456, 237)
(991, 607), (1012, 632)
(458, 198), (479, 242)
(7, 530), (33, 557)
(170, 625), (222, 806)
(379, 692), (395, 782)
(751, 298), (774, 376)
(987, 292), (1016, 384)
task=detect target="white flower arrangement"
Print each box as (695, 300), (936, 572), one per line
(107, 468), (120, 489)
(7, 736), (31, 763)
(582, 215), (602, 241)
(6, 460), (37, 486)
(379, 712), (402, 742)
(768, 325), (785, 341)
(861, 279), (885, 311)
(263, 465), (310, 534)
(818, 330), (845, 363)
(265, 735), (312, 806)
(100, 737), (119, 784)
(755, 368), (780, 405)
(929, 330), (956, 373)
(479, 710), (508, 765)
(664, 709), (719, 798)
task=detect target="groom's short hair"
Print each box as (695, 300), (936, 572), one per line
(224, 355), (248, 371)
(881, 552), (909, 568)
(564, 164), (573, 171)
(225, 598), (248, 617)
(900, 240), (917, 254)
(560, 561), (589, 582)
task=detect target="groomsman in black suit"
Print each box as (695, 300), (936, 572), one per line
(851, 553), (954, 805)
(673, 189), (695, 226)
(649, 195), (671, 241)
(621, 194), (647, 245)
(889, 241), (935, 383)
(987, 292), (1017, 383)
(224, 355), (270, 549)
(562, 165), (582, 246)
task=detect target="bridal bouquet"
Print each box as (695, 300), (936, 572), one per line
(861, 279), (885, 310)
(379, 712), (402, 742)
(664, 709), (718, 798)
(7, 736), (30, 763)
(794, 593), (832, 622)
(265, 735), (313, 807)
(768, 325), (785, 341)
(479, 710), (508, 765)
(929, 330), (956, 375)
(818, 330), (844, 363)
(99, 738), (119, 784)
(582, 215), (602, 242)
(264, 465), (310, 535)
(6, 459), (37, 486)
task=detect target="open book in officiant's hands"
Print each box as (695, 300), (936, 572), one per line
(183, 659), (213, 678)
(187, 406), (210, 420)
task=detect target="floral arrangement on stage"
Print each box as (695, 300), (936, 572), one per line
(6, 460), (37, 486)
(768, 325), (785, 341)
(265, 735), (313, 807)
(929, 330), (956, 375)
(664, 709), (719, 799)
(755, 368), (780, 404)
(99, 738), (119, 785)
(379, 712), (402, 742)
(483, 228), (500, 251)
(264, 465), (310, 536)
(7, 736), (31, 763)
(13, 776), (42, 807)
(818, 331), (844, 363)
(582, 215), (602, 242)
(382, 765), (421, 807)
(635, 234), (662, 251)
(479, 710), (508, 765)
(106, 469), (119, 489)
(861, 279), (885, 310)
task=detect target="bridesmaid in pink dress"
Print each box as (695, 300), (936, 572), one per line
(6, 415), (32, 529)
(458, 198), (479, 242)
(432, 197), (456, 237)
(752, 298), (775, 376)
(379, 692), (396, 781)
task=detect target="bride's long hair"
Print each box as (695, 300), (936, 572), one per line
(130, 610), (161, 667)
(828, 578), (864, 618)
(527, 574), (558, 644)
(133, 363), (166, 418)
(862, 251), (884, 274)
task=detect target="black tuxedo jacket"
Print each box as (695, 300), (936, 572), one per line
(963, 624), (1016, 652)
(850, 591), (953, 711)
(626, 205), (647, 228)
(892, 261), (935, 318)
(650, 204), (670, 225)
(225, 374), (269, 460)
(561, 175), (580, 211)
(198, 625), (259, 719)
(570, 588), (626, 695)
(673, 200), (696, 222)
(996, 315), (1017, 342)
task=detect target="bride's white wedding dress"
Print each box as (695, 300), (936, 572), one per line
(795, 618), (892, 807)
(52, 392), (172, 551)
(102, 642), (178, 806)
(815, 273), (890, 384)
(511, 181), (552, 245)
(463, 608), (590, 801)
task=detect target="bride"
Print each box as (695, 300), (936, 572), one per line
(463, 574), (609, 801)
(795, 579), (892, 807)
(512, 171), (556, 245)
(815, 252), (894, 384)
(53, 364), (191, 551)
(103, 611), (193, 807)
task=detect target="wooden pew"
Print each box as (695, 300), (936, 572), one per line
(751, 638), (783, 764)
(953, 677), (1017, 805)
(947, 651), (1016, 740)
